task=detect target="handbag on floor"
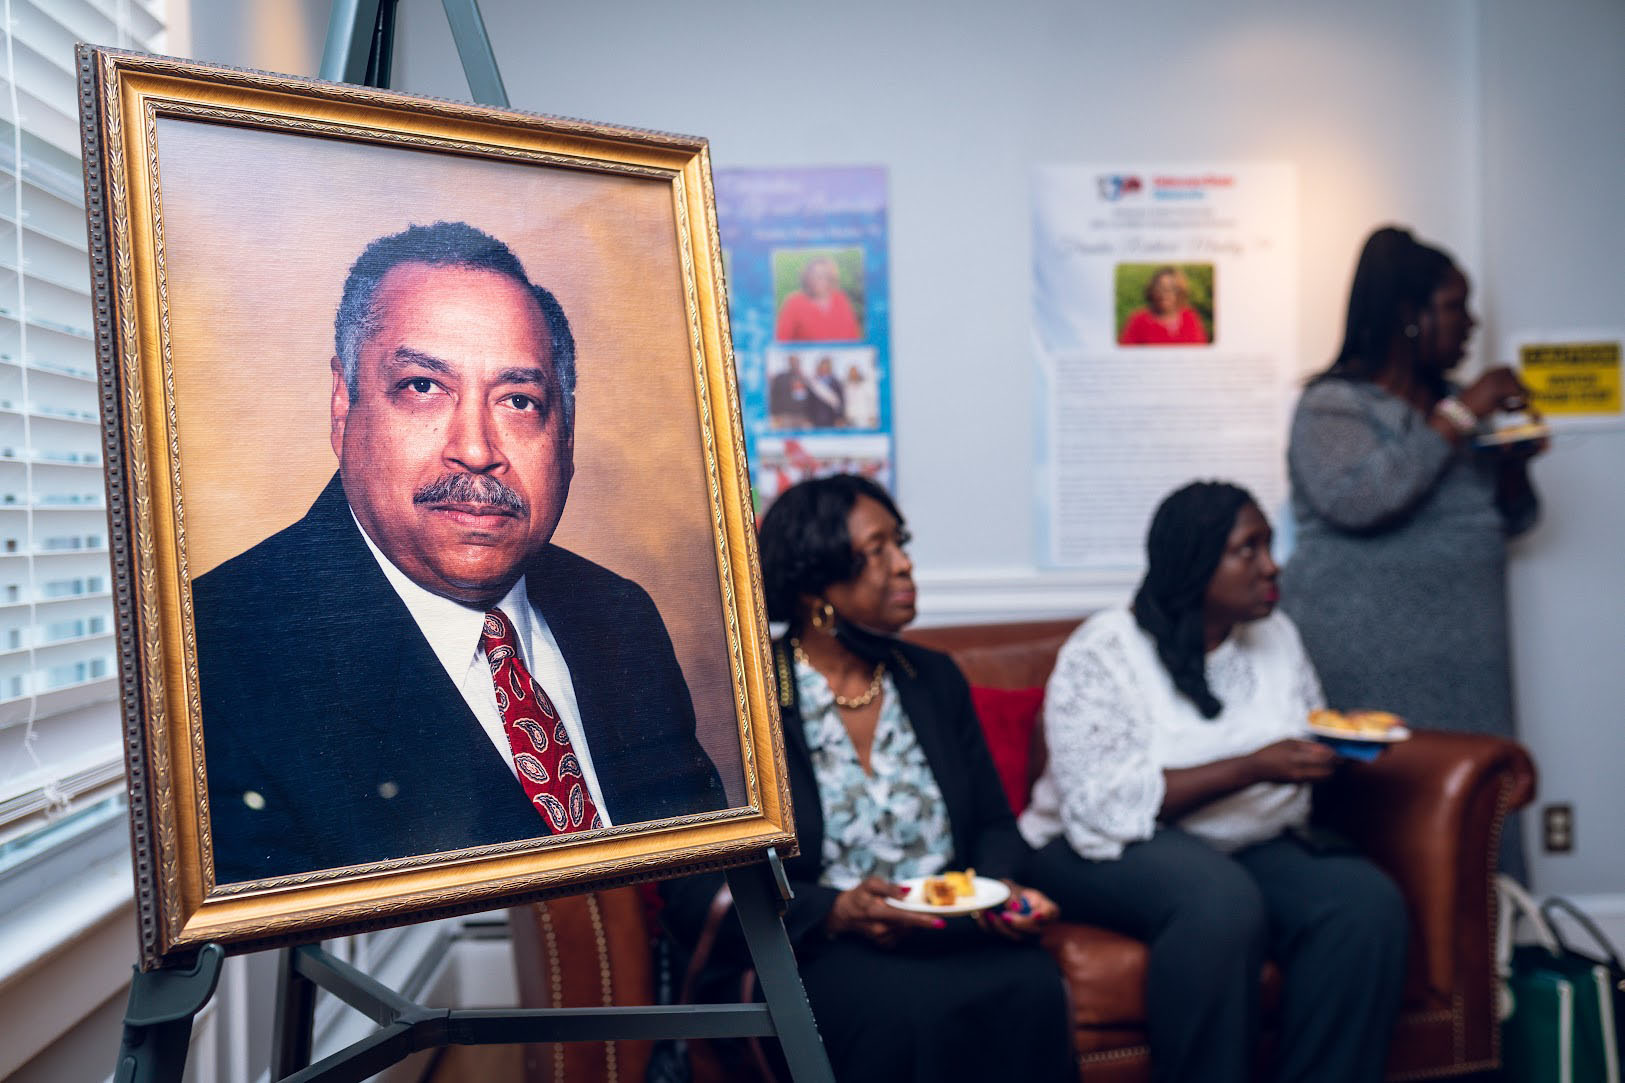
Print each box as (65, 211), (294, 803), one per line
(1542, 895), (1625, 1063)
(1496, 874), (1621, 1083)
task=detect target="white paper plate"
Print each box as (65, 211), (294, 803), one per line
(885, 875), (1010, 916)
(1475, 423), (1551, 448)
(1308, 722), (1412, 744)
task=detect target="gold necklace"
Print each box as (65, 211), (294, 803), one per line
(791, 638), (886, 710)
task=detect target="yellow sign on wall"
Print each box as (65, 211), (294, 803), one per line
(1519, 340), (1622, 416)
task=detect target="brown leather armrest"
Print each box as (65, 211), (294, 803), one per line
(509, 889), (654, 1083)
(1314, 729), (1536, 1005)
(1041, 922), (1150, 1026)
(679, 883), (737, 1004)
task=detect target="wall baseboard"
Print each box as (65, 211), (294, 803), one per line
(912, 567), (1132, 627)
(1533, 892), (1625, 956)
(0, 857), (134, 1080)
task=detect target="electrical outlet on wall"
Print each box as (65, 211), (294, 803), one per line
(1542, 803), (1574, 853)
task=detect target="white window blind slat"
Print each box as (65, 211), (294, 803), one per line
(16, 230), (93, 274)
(0, 206), (90, 254)
(12, 4), (82, 70)
(10, 16), (78, 86)
(7, 84), (80, 160)
(0, 171), (87, 235)
(0, 133), (88, 209)
(0, 231), (92, 294)
(0, 311), (95, 345)
(18, 0), (118, 52)
(81, 0), (163, 42)
(8, 32), (79, 101)
(5, 279), (89, 332)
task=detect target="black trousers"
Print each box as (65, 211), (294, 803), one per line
(1029, 828), (1407, 1083)
(795, 925), (1076, 1083)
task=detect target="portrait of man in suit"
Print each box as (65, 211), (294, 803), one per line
(194, 221), (728, 884)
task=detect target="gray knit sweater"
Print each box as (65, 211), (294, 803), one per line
(1279, 378), (1537, 874)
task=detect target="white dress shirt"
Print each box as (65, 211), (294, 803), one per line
(353, 514), (615, 826)
(1018, 607), (1323, 858)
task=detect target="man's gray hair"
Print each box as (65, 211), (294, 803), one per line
(333, 221), (576, 428)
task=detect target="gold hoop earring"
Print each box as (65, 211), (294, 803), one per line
(810, 600), (836, 634)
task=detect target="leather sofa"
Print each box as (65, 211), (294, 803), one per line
(509, 617), (1537, 1081)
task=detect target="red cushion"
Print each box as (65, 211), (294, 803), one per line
(970, 685), (1045, 814)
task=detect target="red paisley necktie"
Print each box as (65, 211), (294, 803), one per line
(481, 608), (602, 833)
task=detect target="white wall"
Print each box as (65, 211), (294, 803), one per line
(177, 0), (327, 80)
(387, 0), (1485, 579)
(1479, 0), (1625, 902)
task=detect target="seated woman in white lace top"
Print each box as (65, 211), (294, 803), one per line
(1018, 604), (1325, 860)
(1019, 481), (1408, 1083)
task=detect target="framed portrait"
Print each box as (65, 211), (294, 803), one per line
(77, 47), (793, 968)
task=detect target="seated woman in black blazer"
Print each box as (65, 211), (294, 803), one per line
(661, 474), (1073, 1083)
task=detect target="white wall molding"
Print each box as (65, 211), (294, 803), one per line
(912, 567), (1133, 627)
(1536, 892), (1625, 959)
(0, 855), (134, 1078)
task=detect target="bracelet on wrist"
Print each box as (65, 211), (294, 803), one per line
(1433, 396), (1478, 437)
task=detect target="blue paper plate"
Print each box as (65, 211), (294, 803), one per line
(1312, 734), (1388, 761)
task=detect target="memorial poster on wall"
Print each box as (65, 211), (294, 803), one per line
(1032, 163), (1298, 568)
(714, 167), (894, 510)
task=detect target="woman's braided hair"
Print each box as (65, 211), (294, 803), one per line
(1131, 481), (1255, 719)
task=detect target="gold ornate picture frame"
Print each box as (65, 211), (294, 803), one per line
(78, 47), (793, 969)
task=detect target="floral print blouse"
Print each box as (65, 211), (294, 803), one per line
(794, 655), (954, 890)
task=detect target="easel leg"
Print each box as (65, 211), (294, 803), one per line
(322, 0), (507, 109)
(363, 0), (402, 88)
(318, 0), (384, 84)
(725, 856), (836, 1083)
(271, 946), (318, 1078)
(440, 0), (510, 107)
(112, 944), (224, 1083)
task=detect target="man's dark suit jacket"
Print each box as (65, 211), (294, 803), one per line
(194, 474), (727, 883)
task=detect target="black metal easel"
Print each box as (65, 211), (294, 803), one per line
(320, 0), (509, 108)
(114, 852), (828, 1082)
(111, 3), (833, 1080)
(265, 852), (828, 1083)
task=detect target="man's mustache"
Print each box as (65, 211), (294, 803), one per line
(413, 474), (528, 516)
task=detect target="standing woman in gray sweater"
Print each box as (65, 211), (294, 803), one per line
(1280, 226), (1544, 880)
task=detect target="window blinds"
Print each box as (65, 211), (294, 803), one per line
(0, 0), (166, 851)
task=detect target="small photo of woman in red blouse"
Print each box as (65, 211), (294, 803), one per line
(775, 249), (865, 342)
(1117, 263), (1214, 346)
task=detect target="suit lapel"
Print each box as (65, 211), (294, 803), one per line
(523, 546), (623, 810)
(301, 476), (530, 797)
